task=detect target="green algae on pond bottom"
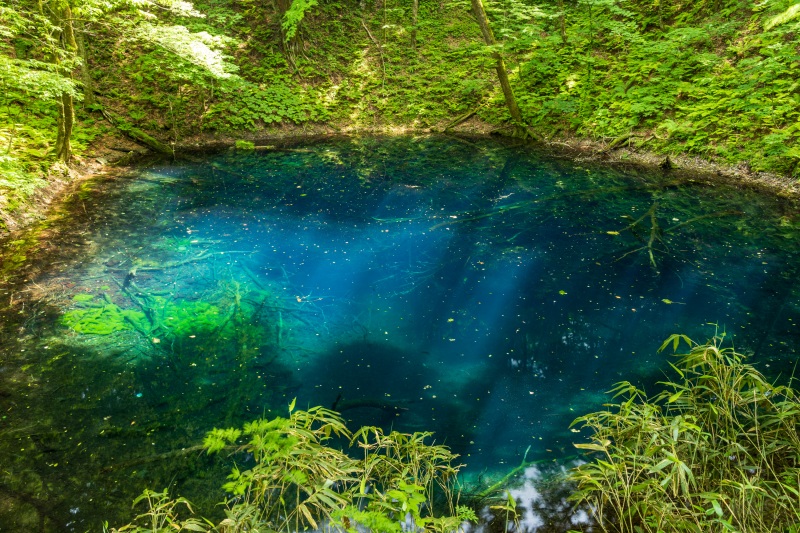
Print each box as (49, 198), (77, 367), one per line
(61, 295), (227, 337)
(61, 301), (146, 335)
(0, 136), (799, 531)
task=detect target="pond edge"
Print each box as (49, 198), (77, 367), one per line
(2, 124), (798, 247)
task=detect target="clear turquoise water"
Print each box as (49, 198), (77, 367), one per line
(1, 136), (799, 530)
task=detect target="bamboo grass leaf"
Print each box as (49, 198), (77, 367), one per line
(574, 441), (611, 452)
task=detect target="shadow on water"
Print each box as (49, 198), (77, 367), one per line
(295, 339), (511, 458)
(1, 135), (800, 531)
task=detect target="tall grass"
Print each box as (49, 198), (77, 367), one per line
(111, 401), (474, 532)
(568, 333), (800, 532)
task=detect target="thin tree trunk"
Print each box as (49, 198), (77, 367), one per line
(382, 0), (387, 42)
(362, 20), (386, 89)
(75, 22), (94, 108)
(56, 3), (78, 163)
(55, 93), (74, 162)
(411, 0), (418, 49)
(583, 1), (593, 118)
(558, 0), (567, 43)
(470, 0), (534, 138)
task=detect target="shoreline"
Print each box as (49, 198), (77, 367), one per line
(1, 122), (798, 244)
(172, 120), (800, 199)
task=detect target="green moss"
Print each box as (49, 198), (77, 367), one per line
(61, 286), (233, 339)
(234, 140), (255, 150)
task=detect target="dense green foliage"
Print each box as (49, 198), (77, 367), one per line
(110, 402), (475, 532)
(0, 0), (234, 226)
(568, 333), (800, 532)
(509, 0), (800, 175)
(1, 0), (799, 233)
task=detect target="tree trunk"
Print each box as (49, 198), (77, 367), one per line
(470, 0), (532, 137)
(274, 0), (293, 27)
(411, 0), (418, 49)
(55, 93), (74, 162)
(274, 0), (298, 68)
(558, 0), (567, 44)
(56, 3), (78, 163)
(75, 22), (94, 109)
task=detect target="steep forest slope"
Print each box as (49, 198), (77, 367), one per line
(1, 0), (799, 232)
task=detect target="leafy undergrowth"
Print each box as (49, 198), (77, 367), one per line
(0, 90), (103, 232)
(86, 0), (492, 139)
(107, 334), (800, 532)
(69, 0), (800, 178)
(569, 333), (800, 532)
(110, 403), (476, 533)
(504, 0), (800, 176)
(0, 95), (53, 230)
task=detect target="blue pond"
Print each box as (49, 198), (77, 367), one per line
(0, 136), (798, 530)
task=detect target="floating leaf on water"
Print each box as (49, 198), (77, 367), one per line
(559, 290), (567, 295)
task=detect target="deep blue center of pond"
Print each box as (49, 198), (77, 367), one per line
(1, 136), (799, 530)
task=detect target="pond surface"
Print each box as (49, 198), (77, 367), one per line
(1, 136), (799, 531)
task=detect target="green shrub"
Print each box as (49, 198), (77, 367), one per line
(568, 333), (800, 532)
(110, 401), (474, 532)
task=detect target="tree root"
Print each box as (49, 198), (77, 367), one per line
(443, 103), (486, 132)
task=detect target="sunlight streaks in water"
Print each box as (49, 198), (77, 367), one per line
(1, 136), (799, 530)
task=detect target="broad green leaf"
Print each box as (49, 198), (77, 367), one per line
(649, 458), (673, 473)
(711, 499), (723, 517)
